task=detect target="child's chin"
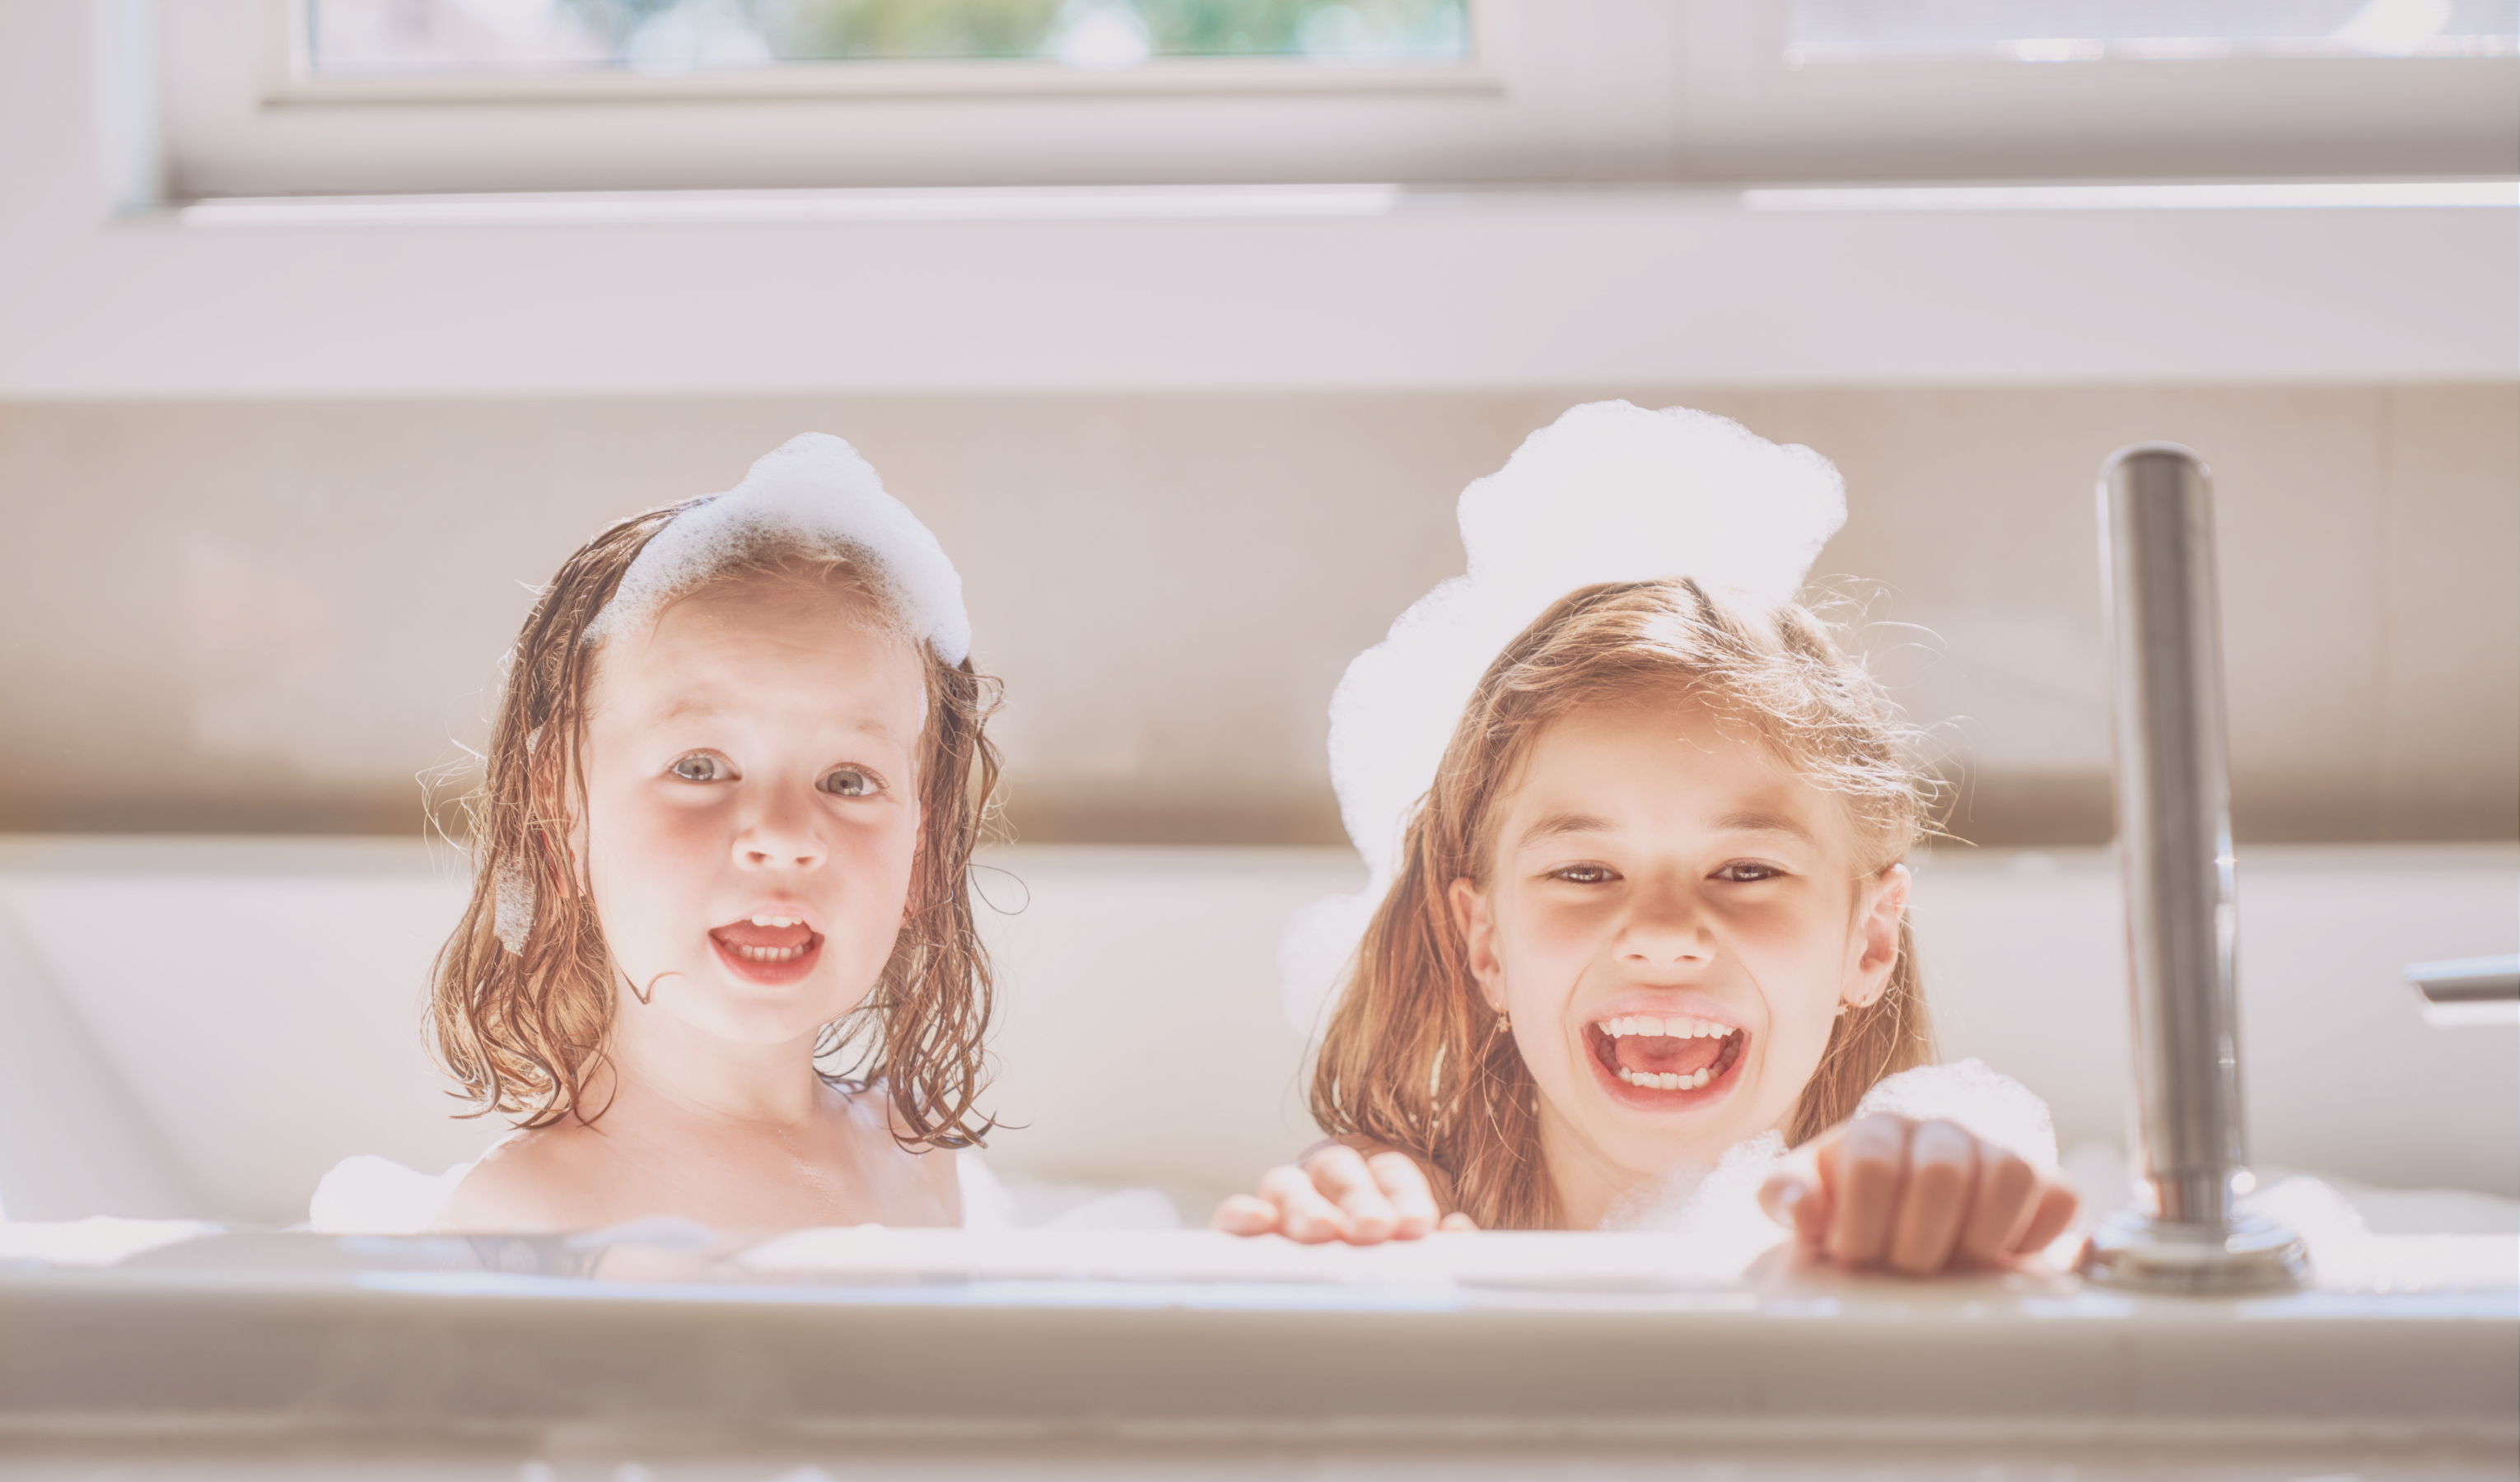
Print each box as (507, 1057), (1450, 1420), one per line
(669, 992), (842, 1047)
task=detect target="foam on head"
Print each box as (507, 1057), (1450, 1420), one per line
(1281, 402), (1848, 1032)
(584, 432), (971, 665)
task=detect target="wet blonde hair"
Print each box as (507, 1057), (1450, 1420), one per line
(1309, 578), (1938, 1228)
(428, 499), (1003, 1148)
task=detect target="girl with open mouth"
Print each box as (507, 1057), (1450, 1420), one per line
(1218, 407), (2077, 1274)
(427, 434), (999, 1234)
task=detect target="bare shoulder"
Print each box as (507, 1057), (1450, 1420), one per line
(838, 1083), (963, 1219)
(436, 1124), (599, 1232)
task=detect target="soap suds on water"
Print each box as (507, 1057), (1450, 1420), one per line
(1280, 402), (1848, 1033)
(585, 432), (972, 665)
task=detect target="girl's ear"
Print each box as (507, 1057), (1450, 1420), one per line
(1449, 878), (1507, 1014)
(1842, 861), (1910, 1010)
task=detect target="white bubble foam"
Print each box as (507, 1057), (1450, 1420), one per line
(1281, 402), (1847, 1032)
(585, 432), (971, 665)
(1600, 1060), (2059, 1256)
(492, 853), (534, 956)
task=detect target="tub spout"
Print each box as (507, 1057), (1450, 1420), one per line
(2077, 445), (2308, 1293)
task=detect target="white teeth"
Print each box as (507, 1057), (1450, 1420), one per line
(1598, 1015), (1735, 1039)
(749, 915), (802, 929)
(1617, 1065), (1716, 1092)
(734, 943), (805, 963)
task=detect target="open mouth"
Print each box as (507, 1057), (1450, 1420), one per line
(708, 915), (823, 981)
(1587, 1013), (1746, 1098)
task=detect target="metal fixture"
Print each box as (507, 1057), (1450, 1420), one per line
(2405, 953), (2520, 1028)
(2078, 445), (2309, 1293)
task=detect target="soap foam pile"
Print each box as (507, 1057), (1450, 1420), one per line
(1601, 1060), (2060, 1251)
(585, 432), (972, 665)
(1280, 402), (1847, 1033)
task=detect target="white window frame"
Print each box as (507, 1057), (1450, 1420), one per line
(146, 0), (2520, 203)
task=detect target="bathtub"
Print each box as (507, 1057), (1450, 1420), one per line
(0, 836), (2510, 1223)
(0, 836), (2513, 1478)
(2, 1219), (2513, 1478)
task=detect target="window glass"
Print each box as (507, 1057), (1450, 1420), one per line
(1789, 0), (2518, 63)
(306, 0), (1472, 76)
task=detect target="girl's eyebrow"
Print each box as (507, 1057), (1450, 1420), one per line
(657, 696), (726, 722)
(1516, 810), (1614, 851)
(1713, 810), (1816, 845)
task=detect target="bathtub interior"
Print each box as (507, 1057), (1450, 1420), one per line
(0, 836), (2512, 1229)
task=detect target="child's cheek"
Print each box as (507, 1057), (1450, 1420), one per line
(1510, 894), (1607, 977)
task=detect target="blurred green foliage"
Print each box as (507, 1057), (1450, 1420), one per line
(555, 0), (1467, 60)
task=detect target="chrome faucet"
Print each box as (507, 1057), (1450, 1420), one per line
(2078, 445), (2309, 1293)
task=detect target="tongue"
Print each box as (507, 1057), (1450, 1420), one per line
(1614, 1035), (1725, 1076)
(715, 921), (814, 950)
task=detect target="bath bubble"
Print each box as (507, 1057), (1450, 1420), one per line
(1604, 1060), (2060, 1254)
(586, 432), (971, 665)
(492, 853), (534, 955)
(1282, 402), (1847, 1032)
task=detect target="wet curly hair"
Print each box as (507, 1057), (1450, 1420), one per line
(1309, 577), (1941, 1228)
(427, 499), (1002, 1149)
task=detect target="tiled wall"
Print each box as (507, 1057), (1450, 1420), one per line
(2, 384), (2511, 844)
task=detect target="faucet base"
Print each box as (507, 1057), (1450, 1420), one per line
(2077, 1208), (2310, 1294)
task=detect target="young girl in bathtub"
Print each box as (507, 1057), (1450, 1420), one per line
(1215, 405), (2079, 1273)
(427, 434), (999, 1233)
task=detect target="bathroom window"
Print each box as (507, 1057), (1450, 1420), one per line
(303, 0), (1473, 79)
(147, 0), (2515, 200)
(1787, 0), (2519, 63)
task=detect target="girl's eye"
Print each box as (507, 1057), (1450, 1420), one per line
(669, 753), (729, 783)
(1551, 864), (1618, 885)
(819, 767), (880, 799)
(1715, 861), (1782, 883)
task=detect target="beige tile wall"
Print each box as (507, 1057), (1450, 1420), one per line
(1, 385), (2511, 844)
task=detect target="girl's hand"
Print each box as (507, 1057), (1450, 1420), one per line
(1757, 1114), (2079, 1275)
(1211, 1144), (1479, 1244)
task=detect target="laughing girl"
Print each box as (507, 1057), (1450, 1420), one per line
(1218, 406), (2077, 1271)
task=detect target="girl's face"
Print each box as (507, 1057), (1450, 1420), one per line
(578, 574), (929, 1049)
(1451, 696), (1906, 1198)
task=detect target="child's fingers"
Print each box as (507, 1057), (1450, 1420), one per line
(1209, 1193), (1282, 1235)
(1256, 1163), (1350, 1243)
(1756, 1155), (1833, 1247)
(1819, 1113), (1911, 1268)
(1299, 1144), (1403, 1243)
(1363, 1150), (1441, 1240)
(1437, 1211), (1480, 1233)
(1955, 1150), (2041, 1264)
(2010, 1178), (2081, 1256)
(1883, 1119), (1976, 1275)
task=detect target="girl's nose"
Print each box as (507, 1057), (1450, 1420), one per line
(734, 790), (826, 872)
(1618, 886), (1714, 966)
